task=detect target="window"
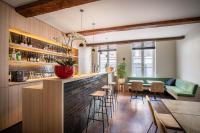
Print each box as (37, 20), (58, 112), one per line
(99, 45), (117, 72)
(132, 42), (155, 77)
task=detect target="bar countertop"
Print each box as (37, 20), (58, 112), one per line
(43, 72), (107, 84)
(10, 73), (106, 86)
(9, 76), (57, 86)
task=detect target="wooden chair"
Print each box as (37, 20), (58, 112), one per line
(154, 112), (167, 133)
(146, 95), (182, 133)
(130, 81), (144, 102)
(149, 82), (164, 100)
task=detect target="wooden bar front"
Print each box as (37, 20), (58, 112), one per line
(22, 73), (107, 133)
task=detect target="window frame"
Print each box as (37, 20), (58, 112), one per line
(132, 42), (156, 77)
(98, 45), (117, 73)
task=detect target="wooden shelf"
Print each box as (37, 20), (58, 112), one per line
(9, 43), (67, 57)
(9, 28), (69, 49)
(9, 60), (57, 66)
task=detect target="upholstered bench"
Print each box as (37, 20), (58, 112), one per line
(166, 79), (199, 101)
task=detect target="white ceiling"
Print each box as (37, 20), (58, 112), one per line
(35, 0), (200, 32)
(3, 0), (200, 44)
(85, 23), (200, 43)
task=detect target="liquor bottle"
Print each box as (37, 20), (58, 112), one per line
(16, 51), (21, 61)
(33, 53), (36, 62)
(30, 52), (32, 62)
(12, 49), (16, 60)
(20, 35), (24, 45)
(24, 36), (27, 46)
(27, 52), (30, 61)
(9, 72), (12, 82)
(17, 35), (21, 44)
(27, 37), (30, 46)
(36, 54), (40, 62)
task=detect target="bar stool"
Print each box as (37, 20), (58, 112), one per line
(108, 82), (118, 107)
(86, 91), (109, 133)
(102, 85), (115, 118)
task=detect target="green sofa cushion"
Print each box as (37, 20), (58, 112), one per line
(143, 83), (151, 87)
(166, 86), (193, 97)
(176, 79), (198, 95)
(127, 77), (171, 84)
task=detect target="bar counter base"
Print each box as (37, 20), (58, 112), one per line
(22, 73), (108, 133)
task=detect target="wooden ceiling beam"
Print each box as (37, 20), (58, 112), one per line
(15, 0), (99, 17)
(79, 17), (200, 36)
(86, 36), (185, 46)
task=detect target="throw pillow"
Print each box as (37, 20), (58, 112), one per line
(166, 78), (176, 86)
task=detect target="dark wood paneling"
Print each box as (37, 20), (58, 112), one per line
(63, 74), (107, 133)
(78, 17), (200, 36)
(86, 36), (185, 46)
(15, 0), (99, 17)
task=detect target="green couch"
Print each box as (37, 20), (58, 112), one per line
(127, 77), (199, 101)
(166, 79), (198, 98)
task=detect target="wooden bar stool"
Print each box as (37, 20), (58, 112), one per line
(86, 91), (109, 133)
(102, 85), (115, 118)
(108, 82), (118, 107)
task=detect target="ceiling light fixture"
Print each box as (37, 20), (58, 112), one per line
(79, 9), (86, 47)
(92, 22), (96, 52)
(67, 9), (87, 48)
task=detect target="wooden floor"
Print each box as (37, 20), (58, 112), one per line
(2, 92), (173, 133)
(85, 92), (172, 133)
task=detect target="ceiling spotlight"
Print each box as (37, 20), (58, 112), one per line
(92, 48), (95, 52)
(79, 43), (84, 47)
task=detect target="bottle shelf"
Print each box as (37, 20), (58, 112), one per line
(10, 43), (78, 58)
(10, 43), (66, 57)
(9, 28), (69, 49)
(9, 60), (58, 66)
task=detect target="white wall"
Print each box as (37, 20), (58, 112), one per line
(156, 41), (177, 77)
(116, 41), (177, 77)
(116, 44), (132, 76)
(78, 47), (92, 74)
(176, 27), (200, 85)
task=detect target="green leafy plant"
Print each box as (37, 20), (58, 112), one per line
(56, 57), (76, 66)
(117, 62), (128, 78)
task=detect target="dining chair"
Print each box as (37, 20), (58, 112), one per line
(154, 112), (167, 133)
(130, 81), (144, 103)
(149, 82), (164, 100)
(146, 95), (182, 133)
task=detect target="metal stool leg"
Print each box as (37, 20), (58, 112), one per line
(101, 97), (104, 133)
(130, 91), (133, 102)
(109, 95), (112, 118)
(147, 122), (153, 133)
(86, 98), (93, 133)
(93, 97), (95, 122)
(111, 94), (114, 112)
(104, 96), (109, 126)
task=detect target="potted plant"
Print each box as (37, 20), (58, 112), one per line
(117, 59), (128, 83)
(55, 56), (76, 79)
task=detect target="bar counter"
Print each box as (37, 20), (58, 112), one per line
(9, 76), (57, 86)
(22, 73), (108, 133)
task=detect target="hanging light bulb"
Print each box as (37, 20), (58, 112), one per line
(91, 22), (96, 52)
(79, 9), (85, 47)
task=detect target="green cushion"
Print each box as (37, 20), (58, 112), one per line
(176, 79), (198, 95)
(166, 85), (195, 97)
(127, 77), (171, 84)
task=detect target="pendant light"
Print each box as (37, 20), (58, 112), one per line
(92, 22), (96, 52)
(67, 9), (86, 47)
(79, 9), (85, 47)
